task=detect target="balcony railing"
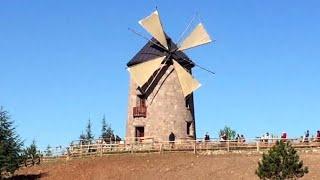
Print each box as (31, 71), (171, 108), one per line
(133, 106), (147, 118)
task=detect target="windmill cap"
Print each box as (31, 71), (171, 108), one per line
(127, 36), (195, 68)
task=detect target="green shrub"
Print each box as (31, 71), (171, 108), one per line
(256, 140), (308, 179)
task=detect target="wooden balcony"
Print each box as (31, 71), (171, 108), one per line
(133, 106), (147, 118)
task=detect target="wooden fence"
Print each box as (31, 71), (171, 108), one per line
(40, 137), (320, 161)
(20, 157), (41, 167)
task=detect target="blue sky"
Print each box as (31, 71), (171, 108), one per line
(1, 1), (320, 149)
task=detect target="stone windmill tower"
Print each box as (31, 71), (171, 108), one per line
(126, 10), (213, 143)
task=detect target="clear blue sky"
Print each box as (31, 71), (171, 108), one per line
(1, 1), (320, 149)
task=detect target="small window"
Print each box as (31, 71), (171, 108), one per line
(185, 97), (190, 109)
(187, 122), (192, 135)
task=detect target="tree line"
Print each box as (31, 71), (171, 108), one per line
(77, 115), (120, 145)
(0, 107), (118, 178)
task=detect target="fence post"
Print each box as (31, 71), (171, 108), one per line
(227, 141), (230, 152)
(194, 141), (197, 154)
(256, 141), (260, 152)
(100, 143), (103, 157)
(67, 147), (71, 161)
(80, 143), (83, 158)
(131, 144), (134, 154)
(159, 143), (163, 154)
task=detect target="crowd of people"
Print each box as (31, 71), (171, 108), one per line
(167, 130), (320, 144)
(218, 133), (246, 143)
(260, 132), (287, 143)
(235, 134), (246, 143)
(302, 130), (320, 143)
(260, 130), (320, 143)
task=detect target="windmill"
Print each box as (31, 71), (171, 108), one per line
(126, 10), (213, 143)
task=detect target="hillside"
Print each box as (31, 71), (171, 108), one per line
(16, 152), (320, 179)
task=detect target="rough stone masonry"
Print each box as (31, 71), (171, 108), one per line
(126, 65), (196, 143)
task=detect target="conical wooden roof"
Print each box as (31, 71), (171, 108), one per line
(127, 36), (195, 69)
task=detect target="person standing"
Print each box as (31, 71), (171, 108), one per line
(236, 134), (240, 143)
(220, 133), (227, 141)
(169, 132), (175, 149)
(204, 132), (210, 142)
(281, 132), (287, 142)
(304, 130), (310, 143)
(316, 130), (320, 142)
(240, 134), (246, 143)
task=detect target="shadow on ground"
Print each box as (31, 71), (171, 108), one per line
(11, 172), (48, 180)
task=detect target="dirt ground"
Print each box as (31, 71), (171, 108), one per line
(16, 151), (320, 180)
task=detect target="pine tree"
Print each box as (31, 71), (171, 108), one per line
(101, 115), (107, 138)
(106, 126), (114, 139)
(0, 107), (23, 176)
(101, 115), (114, 140)
(79, 131), (86, 145)
(22, 140), (40, 166)
(79, 131), (86, 140)
(256, 140), (309, 179)
(85, 119), (94, 143)
(29, 140), (38, 155)
(45, 145), (52, 157)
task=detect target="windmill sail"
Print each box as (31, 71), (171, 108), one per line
(173, 60), (201, 97)
(178, 23), (212, 51)
(127, 56), (165, 87)
(139, 10), (168, 50)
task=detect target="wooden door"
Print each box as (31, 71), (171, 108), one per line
(135, 127), (144, 142)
